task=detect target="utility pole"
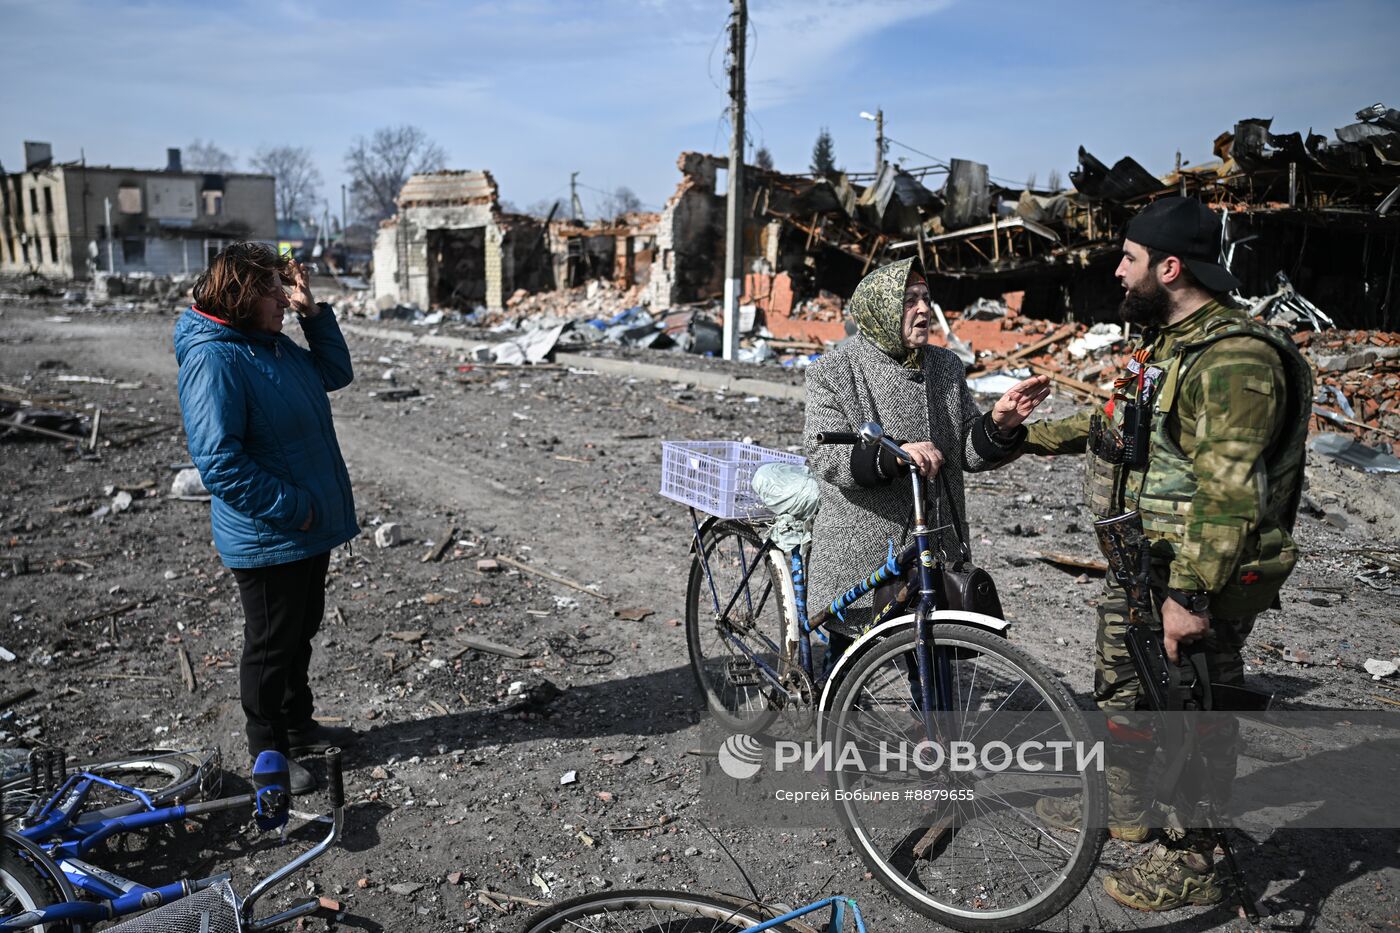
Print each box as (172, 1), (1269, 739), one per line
(875, 108), (885, 172)
(103, 197), (114, 274)
(341, 184), (348, 233)
(861, 108), (886, 174)
(570, 172), (584, 222)
(721, 0), (746, 362)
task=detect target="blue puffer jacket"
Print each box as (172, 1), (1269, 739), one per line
(174, 306), (359, 568)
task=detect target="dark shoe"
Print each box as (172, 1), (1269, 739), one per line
(288, 721), (360, 755)
(287, 758), (319, 796)
(1103, 840), (1224, 911)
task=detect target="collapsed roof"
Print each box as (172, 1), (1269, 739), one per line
(704, 103), (1400, 328)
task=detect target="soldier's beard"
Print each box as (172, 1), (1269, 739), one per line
(1118, 278), (1172, 328)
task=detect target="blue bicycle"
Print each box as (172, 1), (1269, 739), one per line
(1, 746), (344, 931)
(680, 423), (1106, 931)
(524, 889), (867, 933)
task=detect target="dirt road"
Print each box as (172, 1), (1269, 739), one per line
(2, 300), (1396, 931)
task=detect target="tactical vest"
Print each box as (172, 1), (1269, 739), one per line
(1085, 312), (1313, 617)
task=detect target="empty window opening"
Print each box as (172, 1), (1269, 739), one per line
(43, 188), (54, 214)
(29, 189), (39, 214)
(121, 237), (145, 264)
(202, 190), (224, 216)
(118, 184), (143, 214)
(49, 235), (58, 264)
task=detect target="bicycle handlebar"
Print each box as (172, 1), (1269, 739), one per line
(326, 748), (343, 810)
(817, 424), (916, 467)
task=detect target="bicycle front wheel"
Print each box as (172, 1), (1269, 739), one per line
(523, 889), (807, 933)
(1, 833), (65, 932)
(685, 522), (791, 732)
(827, 624), (1105, 932)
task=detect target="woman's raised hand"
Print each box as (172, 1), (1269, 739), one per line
(286, 259), (317, 316)
(990, 374), (1052, 433)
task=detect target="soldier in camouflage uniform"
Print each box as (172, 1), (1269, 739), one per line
(1024, 198), (1312, 911)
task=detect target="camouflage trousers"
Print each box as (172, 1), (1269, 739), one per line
(1095, 576), (1257, 829)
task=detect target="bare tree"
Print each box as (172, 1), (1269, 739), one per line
(185, 139), (237, 172)
(1025, 171), (1037, 192)
(249, 145), (324, 222)
(755, 146), (774, 172)
(1047, 168), (1063, 192)
(343, 125), (448, 222)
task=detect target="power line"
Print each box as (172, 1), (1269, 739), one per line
(706, 13), (730, 92)
(885, 136), (948, 169)
(885, 135), (1035, 188)
(573, 180), (659, 212)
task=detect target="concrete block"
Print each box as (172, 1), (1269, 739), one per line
(170, 468), (208, 497)
(374, 522), (403, 549)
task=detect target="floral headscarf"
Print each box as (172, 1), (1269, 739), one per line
(846, 257), (925, 370)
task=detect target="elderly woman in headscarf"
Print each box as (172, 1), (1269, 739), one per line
(802, 257), (1050, 634)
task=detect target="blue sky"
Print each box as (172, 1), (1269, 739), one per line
(3, 0), (1396, 220)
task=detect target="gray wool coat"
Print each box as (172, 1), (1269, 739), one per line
(802, 335), (1019, 615)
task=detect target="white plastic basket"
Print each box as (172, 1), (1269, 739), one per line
(659, 440), (806, 519)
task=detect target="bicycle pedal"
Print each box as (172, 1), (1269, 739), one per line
(725, 658), (762, 687)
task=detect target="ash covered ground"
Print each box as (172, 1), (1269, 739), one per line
(1, 297), (1397, 932)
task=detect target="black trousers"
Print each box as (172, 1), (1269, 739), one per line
(232, 552), (330, 757)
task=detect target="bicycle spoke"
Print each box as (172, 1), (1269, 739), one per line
(830, 625), (1104, 928)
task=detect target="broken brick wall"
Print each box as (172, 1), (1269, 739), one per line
(647, 153), (725, 308)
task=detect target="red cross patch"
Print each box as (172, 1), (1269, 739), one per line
(1240, 570), (1261, 585)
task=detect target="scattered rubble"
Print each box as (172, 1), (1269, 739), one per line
(1, 299), (1396, 931)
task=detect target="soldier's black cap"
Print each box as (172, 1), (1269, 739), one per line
(1124, 196), (1242, 293)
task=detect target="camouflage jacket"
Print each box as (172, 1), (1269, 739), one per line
(1024, 300), (1301, 597)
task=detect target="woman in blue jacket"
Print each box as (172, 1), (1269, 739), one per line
(175, 243), (360, 794)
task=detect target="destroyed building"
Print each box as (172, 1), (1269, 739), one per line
(906, 103), (1400, 329)
(644, 103), (1400, 333)
(0, 143), (275, 279)
(372, 171), (555, 313)
(372, 168), (660, 314)
(549, 211), (658, 293)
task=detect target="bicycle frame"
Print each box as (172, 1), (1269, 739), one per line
(744, 894), (867, 933)
(690, 426), (952, 714)
(2, 752), (344, 931)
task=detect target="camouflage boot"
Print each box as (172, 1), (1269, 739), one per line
(1034, 765), (1150, 842)
(1103, 831), (1224, 911)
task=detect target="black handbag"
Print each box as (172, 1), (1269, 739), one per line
(923, 374), (1005, 619)
(937, 559), (1005, 618)
(931, 474), (1005, 618)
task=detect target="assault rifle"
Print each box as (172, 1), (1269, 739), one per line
(1093, 510), (1268, 924)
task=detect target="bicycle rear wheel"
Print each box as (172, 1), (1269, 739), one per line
(523, 889), (808, 933)
(685, 522), (791, 732)
(826, 624), (1105, 932)
(3, 748), (217, 823)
